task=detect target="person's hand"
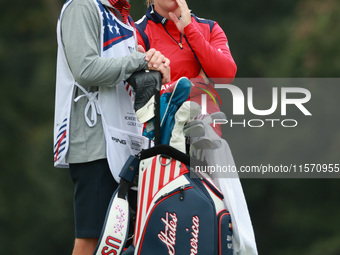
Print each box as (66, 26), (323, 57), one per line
(169, 0), (191, 34)
(143, 47), (171, 84)
(198, 69), (209, 84)
(137, 45), (146, 53)
(156, 63), (171, 84)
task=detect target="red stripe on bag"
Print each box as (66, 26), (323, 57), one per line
(146, 157), (157, 212)
(134, 166), (148, 245)
(169, 159), (177, 180)
(158, 156), (166, 190)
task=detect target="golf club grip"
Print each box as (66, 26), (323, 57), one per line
(153, 71), (162, 145)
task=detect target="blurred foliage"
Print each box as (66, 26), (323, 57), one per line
(0, 0), (339, 254)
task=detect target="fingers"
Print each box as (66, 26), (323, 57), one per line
(169, 0), (191, 33)
(145, 48), (171, 83)
(145, 48), (170, 69)
(137, 45), (146, 53)
(164, 57), (170, 67)
(161, 65), (171, 84)
(149, 64), (171, 84)
(198, 69), (209, 84)
(176, 0), (188, 9)
(175, 0), (190, 17)
(169, 12), (179, 24)
(169, 12), (185, 34)
(159, 65), (172, 84)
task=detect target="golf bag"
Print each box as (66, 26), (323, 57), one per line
(94, 71), (233, 255)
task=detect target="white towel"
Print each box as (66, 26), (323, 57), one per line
(204, 123), (258, 255)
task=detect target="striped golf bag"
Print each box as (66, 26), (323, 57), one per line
(94, 71), (233, 255)
(94, 145), (233, 255)
(132, 145), (233, 255)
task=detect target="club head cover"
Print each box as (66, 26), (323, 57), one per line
(169, 101), (201, 152)
(183, 119), (205, 137)
(126, 70), (162, 123)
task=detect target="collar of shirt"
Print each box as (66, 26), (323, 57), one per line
(107, 0), (131, 24)
(147, 4), (168, 25)
(146, 4), (191, 26)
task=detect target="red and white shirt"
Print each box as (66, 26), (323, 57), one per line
(135, 4), (237, 82)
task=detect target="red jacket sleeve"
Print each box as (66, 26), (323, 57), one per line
(184, 21), (237, 79)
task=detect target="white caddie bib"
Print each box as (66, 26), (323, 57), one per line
(54, 0), (149, 182)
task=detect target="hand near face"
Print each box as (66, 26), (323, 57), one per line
(168, 0), (191, 34)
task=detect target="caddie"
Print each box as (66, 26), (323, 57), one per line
(53, 0), (170, 254)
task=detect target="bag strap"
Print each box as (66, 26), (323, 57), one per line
(135, 25), (150, 51)
(118, 155), (140, 198)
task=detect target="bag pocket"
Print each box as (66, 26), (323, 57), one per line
(105, 126), (148, 182)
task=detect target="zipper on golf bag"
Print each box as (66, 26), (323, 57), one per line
(217, 210), (233, 255)
(154, 184), (191, 204)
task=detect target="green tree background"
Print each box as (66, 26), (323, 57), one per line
(0, 0), (339, 254)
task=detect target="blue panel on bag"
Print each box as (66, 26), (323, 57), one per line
(119, 155), (140, 183)
(138, 181), (218, 255)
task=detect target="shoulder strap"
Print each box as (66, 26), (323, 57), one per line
(135, 24), (150, 51)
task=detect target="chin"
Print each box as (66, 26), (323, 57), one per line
(169, 3), (179, 11)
